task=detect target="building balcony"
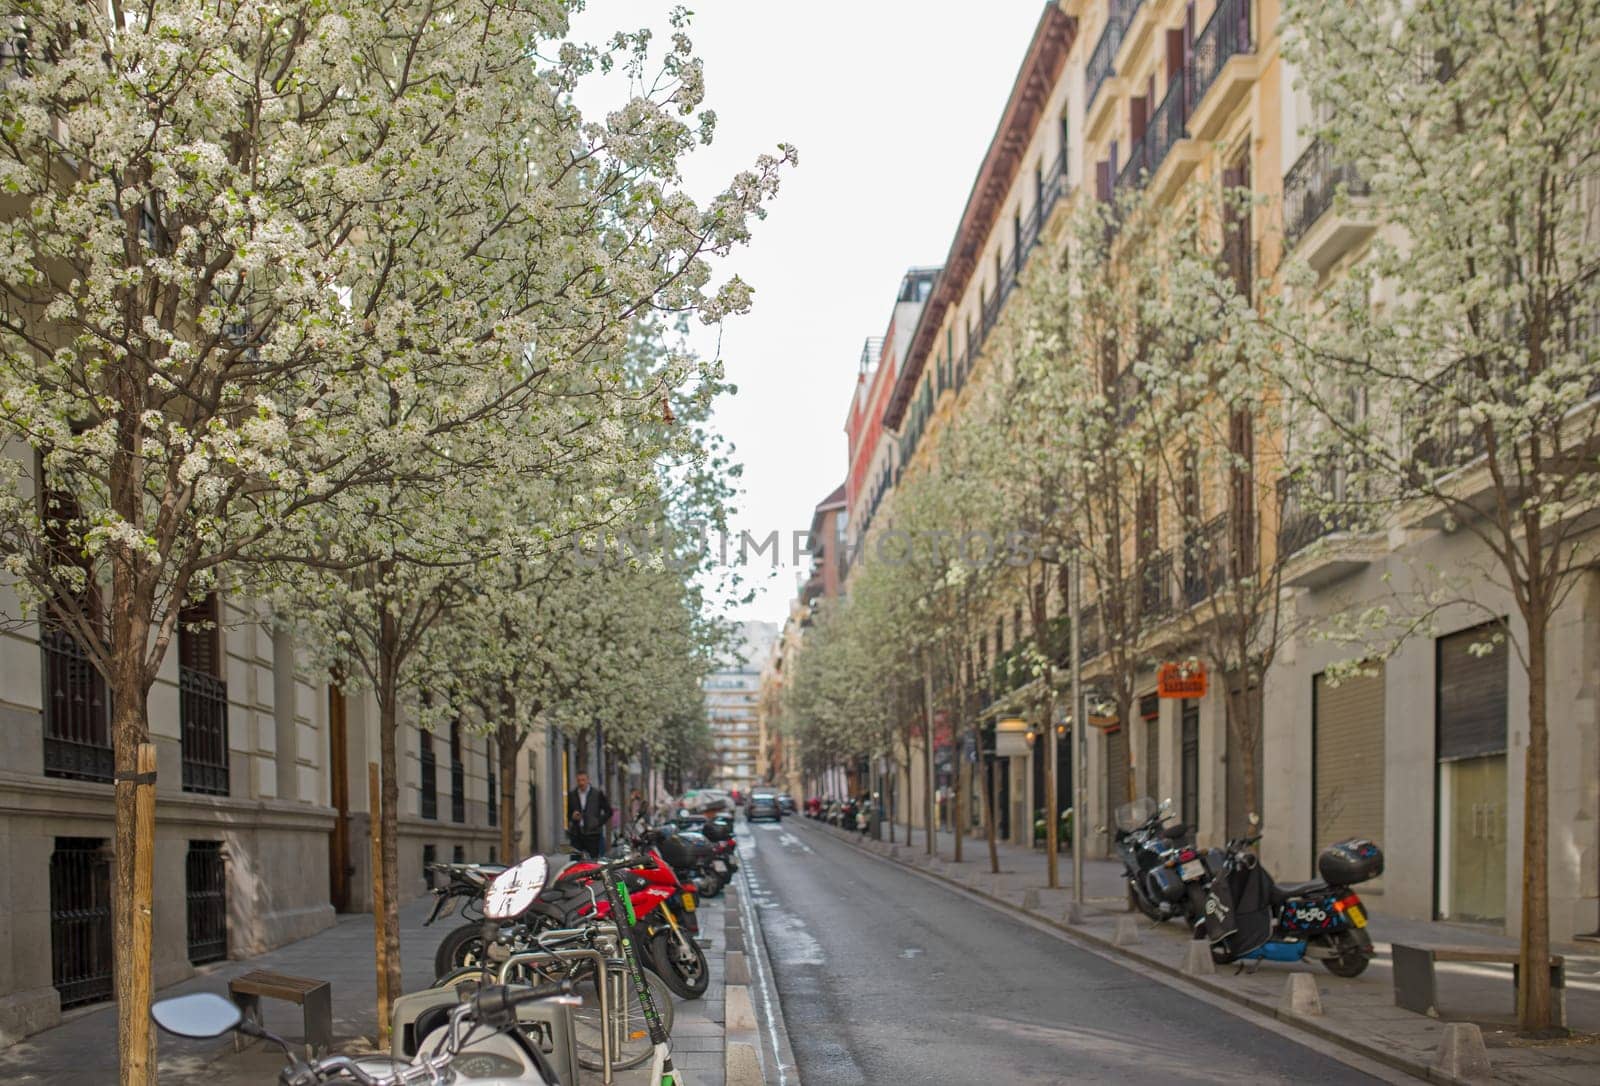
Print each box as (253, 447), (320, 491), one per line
(1181, 514), (1230, 607)
(1282, 138), (1374, 274)
(1145, 67), (1203, 202)
(1086, 10), (1131, 141)
(1185, 0), (1260, 143)
(1112, 0), (1154, 76)
(1277, 467), (1379, 589)
(1137, 551), (1175, 622)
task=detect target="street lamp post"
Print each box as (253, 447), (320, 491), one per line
(1069, 549), (1085, 915)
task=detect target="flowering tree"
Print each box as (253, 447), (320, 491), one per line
(1278, 0), (1600, 1030)
(0, 2), (789, 1071)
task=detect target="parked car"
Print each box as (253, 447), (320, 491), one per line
(776, 794), (797, 815)
(746, 793), (782, 822)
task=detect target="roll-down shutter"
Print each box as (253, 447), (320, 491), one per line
(1313, 664), (1386, 861)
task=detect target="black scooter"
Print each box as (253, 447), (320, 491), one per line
(1201, 826), (1383, 977)
(1113, 797), (1211, 925)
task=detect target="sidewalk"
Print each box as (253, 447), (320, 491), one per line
(828, 819), (1600, 1085)
(0, 890), (750, 1085)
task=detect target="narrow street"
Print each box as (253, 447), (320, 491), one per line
(741, 819), (1383, 1085)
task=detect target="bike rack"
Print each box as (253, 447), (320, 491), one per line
(498, 942), (616, 1085)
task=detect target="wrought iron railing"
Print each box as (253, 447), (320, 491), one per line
(1078, 604), (1102, 662)
(1190, 0), (1253, 112)
(180, 667), (229, 796)
(1182, 514), (1230, 606)
(1138, 552), (1174, 620)
(1116, 133), (1151, 193)
(1086, 10), (1129, 115)
(1145, 67), (1189, 179)
(487, 755), (498, 827)
(1283, 137), (1369, 248)
(184, 842), (228, 964)
(1277, 463), (1360, 558)
(42, 627), (113, 783)
(50, 838), (114, 1008)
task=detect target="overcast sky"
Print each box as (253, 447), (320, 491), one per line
(572, 2), (1049, 626)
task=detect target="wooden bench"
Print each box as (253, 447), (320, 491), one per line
(1392, 943), (1566, 1026)
(228, 970), (333, 1056)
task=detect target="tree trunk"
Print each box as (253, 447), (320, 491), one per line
(497, 723), (520, 860)
(108, 655), (154, 1085)
(374, 609), (404, 1027)
(1518, 613), (1553, 1030)
(979, 748), (999, 874)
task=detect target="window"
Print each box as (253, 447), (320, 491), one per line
(179, 593), (229, 795)
(449, 720), (465, 823)
(50, 837), (112, 1008)
(486, 738), (498, 827)
(420, 730), (438, 820)
(40, 474), (111, 783)
(184, 841), (227, 964)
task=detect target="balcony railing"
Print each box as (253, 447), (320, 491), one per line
(1190, 0), (1253, 111)
(1078, 604), (1102, 662)
(1138, 551), (1174, 620)
(1116, 133), (1151, 194)
(179, 668), (229, 796)
(1278, 464), (1360, 558)
(1144, 67), (1189, 181)
(42, 627), (113, 784)
(1086, 11), (1129, 115)
(1182, 515), (1230, 606)
(1283, 138), (1369, 249)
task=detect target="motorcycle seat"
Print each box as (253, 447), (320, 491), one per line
(1271, 879), (1329, 903)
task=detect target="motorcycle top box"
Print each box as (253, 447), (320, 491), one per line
(657, 828), (713, 869)
(1317, 839), (1384, 885)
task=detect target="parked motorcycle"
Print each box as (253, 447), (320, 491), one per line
(431, 837), (707, 999)
(1202, 828), (1383, 977)
(1114, 797), (1210, 926)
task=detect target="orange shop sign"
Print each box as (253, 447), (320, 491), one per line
(1157, 661), (1207, 699)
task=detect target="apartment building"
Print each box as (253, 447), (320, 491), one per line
(0, 589), (504, 1046)
(706, 621), (778, 793)
(845, 0), (1598, 938)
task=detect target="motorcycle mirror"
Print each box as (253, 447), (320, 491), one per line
(150, 992), (243, 1039)
(484, 855), (548, 920)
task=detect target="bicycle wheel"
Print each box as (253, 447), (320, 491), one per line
(572, 962), (676, 1071)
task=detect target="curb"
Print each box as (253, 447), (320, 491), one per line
(809, 821), (1457, 1086)
(729, 861), (802, 1085)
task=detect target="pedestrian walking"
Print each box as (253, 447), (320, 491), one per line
(567, 771), (613, 858)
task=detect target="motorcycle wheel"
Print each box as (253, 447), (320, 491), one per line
(697, 871), (725, 898)
(433, 921), (488, 980)
(646, 927), (710, 999)
(1322, 951), (1371, 977)
(1128, 879), (1165, 923)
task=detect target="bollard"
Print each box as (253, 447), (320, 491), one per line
(1062, 901), (1087, 925)
(725, 1041), (763, 1086)
(1022, 888), (1041, 910)
(1279, 973), (1323, 1016)
(1433, 1022), (1491, 1079)
(726, 985), (758, 1031)
(1181, 941), (1216, 976)
(1113, 915), (1141, 947)
(725, 949), (751, 986)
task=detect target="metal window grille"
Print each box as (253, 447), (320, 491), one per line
(180, 668), (230, 795)
(184, 841), (227, 964)
(50, 838), (113, 1008)
(487, 743), (498, 827)
(41, 627), (113, 783)
(420, 732), (438, 820)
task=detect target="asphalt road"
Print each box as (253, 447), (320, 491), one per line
(740, 818), (1386, 1085)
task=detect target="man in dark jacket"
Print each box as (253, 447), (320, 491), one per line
(567, 771), (612, 858)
